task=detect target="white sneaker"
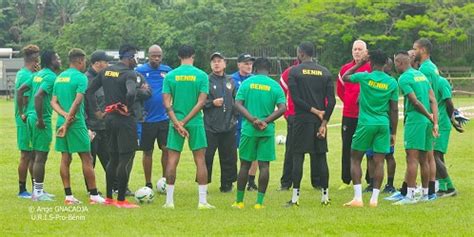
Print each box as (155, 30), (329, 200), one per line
(64, 196), (82, 205)
(198, 202), (216, 209)
(89, 195), (106, 204)
(162, 203), (175, 209)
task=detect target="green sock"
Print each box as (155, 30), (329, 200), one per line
(236, 190), (245, 202)
(256, 192), (265, 205)
(438, 179), (447, 191)
(446, 177), (455, 190)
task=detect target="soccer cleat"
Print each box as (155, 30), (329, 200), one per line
(442, 189), (457, 198)
(64, 197), (82, 205)
(104, 198), (116, 206)
(115, 200), (139, 208)
(247, 183), (258, 192)
(369, 201), (378, 208)
(343, 199), (364, 207)
(231, 202), (245, 209)
(162, 203), (175, 209)
(321, 195), (331, 206)
(338, 183), (351, 190)
(219, 184), (233, 193)
(393, 197), (417, 205)
(384, 191), (405, 201)
(254, 204), (265, 209)
(32, 193), (54, 202)
(43, 191), (55, 198)
(284, 200), (299, 208)
(18, 191), (32, 199)
(198, 203), (216, 210)
(382, 185), (397, 194)
(89, 195), (106, 204)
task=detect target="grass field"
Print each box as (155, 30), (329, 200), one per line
(1, 97), (473, 236)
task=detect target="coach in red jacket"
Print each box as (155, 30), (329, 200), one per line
(336, 40), (371, 189)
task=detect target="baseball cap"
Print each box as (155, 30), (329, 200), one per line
(210, 52), (225, 60)
(90, 50), (113, 64)
(237, 53), (255, 63)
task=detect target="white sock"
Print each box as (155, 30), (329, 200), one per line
(198, 185), (207, 204)
(166, 185), (174, 204)
(407, 187), (415, 199)
(34, 182), (44, 196)
(423, 188), (428, 196)
(354, 184), (362, 201)
(292, 188), (299, 203)
(370, 189), (380, 203)
(321, 188), (329, 201)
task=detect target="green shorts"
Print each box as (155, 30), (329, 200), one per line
(352, 124), (390, 154)
(16, 124), (32, 152)
(239, 134), (275, 162)
(434, 129), (451, 154)
(166, 124), (207, 152)
(404, 123), (433, 151)
(27, 116), (52, 152)
(55, 127), (90, 153)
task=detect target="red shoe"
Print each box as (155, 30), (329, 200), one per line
(104, 198), (116, 206)
(114, 200), (140, 208)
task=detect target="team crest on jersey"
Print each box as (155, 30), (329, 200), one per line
(226, 82), (232, 90)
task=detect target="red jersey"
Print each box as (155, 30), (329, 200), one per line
(280, 66), (295, 118)
(336, 61), (371, 118)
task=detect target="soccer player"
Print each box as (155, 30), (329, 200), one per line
(14, 44), (40, 198)
(231, 57), (286, 209)
(136, 45), (172, 190)
(286, 42), (336, 207)
(203, 52), (237, 193)
(336, 40), (372, 190)
(341, 49), (399, 207)
(17, 50), (61, 201)
(51, 48), (104, 205)
(434, 75), (461, 197)
(231, 53), (259, 191)
(85, 50), (113, 193)
(87, 44), (140, 208)
(162, 45), (214, 209)
(413, 38), (440, 199)
(392, 51), (438, 205)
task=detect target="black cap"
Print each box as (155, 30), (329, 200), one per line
(90, 50), (113, 64)
(237, 53), (255, 63)
(210, 52), (225, 60)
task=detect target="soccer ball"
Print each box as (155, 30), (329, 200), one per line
(275, 135), (286, 145)
(156, 177), (167, 194)
(134, 187), (155, 204)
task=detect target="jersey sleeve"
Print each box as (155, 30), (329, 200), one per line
(199, 73), (209, 94)
(235, 81), (248, 101)
(390, 81), (399, 102)
(274, 82), (286, 105)
(398, 76), (413, 96)
(349, 72), (368, 83)
(439, 78), (452, 100)
(40, 74), (55, 95)
(162, 74), (171, 94)
(76, 74), (88, 94)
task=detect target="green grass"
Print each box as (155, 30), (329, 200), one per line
(1, 97), (474, 236)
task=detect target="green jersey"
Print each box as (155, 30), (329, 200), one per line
(162, 64), (209, 126)
(398, 68), (432, 125)
(419, 59), (440, 100)
(436, 76), (452, 130)
(235, 74), (286, 137)
(350, 70), (398, 126)
(53, 68), (88, 129)
(24, 68), (57, 121)
(14, 67), (33, 125)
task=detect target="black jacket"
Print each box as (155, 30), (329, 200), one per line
(133, 73), (151, 123)
(203, 73), (237, 133)
(85, 67), (106, 131)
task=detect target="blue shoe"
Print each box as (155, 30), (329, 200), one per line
(384, 191), (404, 201)
(393, 197), (418, 205)
(18, 191), (32, 199)
(420, 194), (437, 202)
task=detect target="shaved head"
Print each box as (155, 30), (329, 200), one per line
(352, 40), (368, 63)
(394, 51), (410, 73)
(148, 44), (163, 68)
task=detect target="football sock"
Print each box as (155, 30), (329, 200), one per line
(400, 182), (408, 196)
(89, 188), (98, 196)
(236, 190), (245, 202)
(64, 187), (72, 196)
(256, 192), (265, 205)
(370, 189), (380, 203)
(34, 182), (44, 196)
(423, 188), (428, 196)
(445, 177), (455, 190)
(166, 185), (174, 204)
(19, 181), (26, 193)
(146, 182), (153, 189)
(291, 188), (299, 203)
(387, 177), (394, 187)
(322, 188), (329, 199)
(428, 181), (435, 195)
(407, 187), (415, 199)
(198, 185), (207, 204)
(438, 178), (447, 191)
(354, 184), (362, 201)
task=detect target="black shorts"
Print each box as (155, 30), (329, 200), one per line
(293, 120), (328, 154)
(105, 114), (138, 154)
(140, 121), (169, 151)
